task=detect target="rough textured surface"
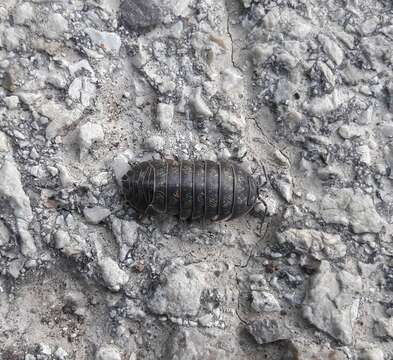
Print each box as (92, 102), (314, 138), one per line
(1, 0), (393, 358)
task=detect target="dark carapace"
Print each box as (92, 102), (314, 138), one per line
(122, 160), (258, 221)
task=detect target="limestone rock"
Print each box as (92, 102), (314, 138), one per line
(68, 77), (96, 107)
(156, 102), (174, 131)
(318, 34), (344, 65)
(373, 318), (393, 339)
(0, 221), (10, 247)
(320, 189), (384, 234)
(251, 291), (281, 313)
(95, 345), (121, 360)
(13, 3), (34, 25)
(190, 87), (213, 118)
(99, 257), (129, 292)
(0, 155), (36, 257)
(276, 228), (347, 259)
(303, 261), (362, 344)
(247, 319), (291, 344)
(86, 28), (121, 55)
(358, 348), (384, 360)
(148, 263), (205, 317)
(78, 122), (104, 160)
(144, 135), (165, 152)
(44, 13), (69, 40)
(120, 0), (191, 30)
(167, 328), (228, 359)
(38, 101), (83, 139)
(83, 206), (111, 225)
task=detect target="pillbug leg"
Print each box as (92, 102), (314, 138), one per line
(256, 164), (268, 193)
(144, 204), (156, 217)
(257, 198), (268, 237)
(201, 215), (207, 230)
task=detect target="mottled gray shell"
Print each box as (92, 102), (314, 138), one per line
(122, 160), (258, 221)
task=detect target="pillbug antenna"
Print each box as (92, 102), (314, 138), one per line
(256, 161), (269, 194)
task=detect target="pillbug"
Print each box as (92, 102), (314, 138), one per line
(122, 160), (259, 221)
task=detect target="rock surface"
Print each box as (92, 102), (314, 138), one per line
(1, 0), (393, 359)
(276, 228), (347, 259)
(247, 319), (291, 344)
(148, 263), (205, 317)
(303, 261), (362, 345)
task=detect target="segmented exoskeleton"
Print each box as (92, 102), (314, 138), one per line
(122, 160), (258, 221)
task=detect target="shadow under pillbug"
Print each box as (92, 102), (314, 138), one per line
(122, 160), (259, 221)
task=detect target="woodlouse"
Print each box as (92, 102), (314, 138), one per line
(122, 160), (259, 221)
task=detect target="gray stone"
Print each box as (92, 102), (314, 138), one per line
(47, 71), (68, 89)
(320, 189), (384, 234)
(241, 0), (252, 7)
(221, 68), (243, 94)
(54, 347), (68, 360)
(111, 153), (131, 186)
(190, 87), (213, 118)
(148, 263), (205, 317)
(86, 28), (121, 55)
(44, 13), (69, 40)
(0, 220), (10, 247)
(144, 135), (165, 152)
(95, 346), (121, 360)
(54, 230), (71, 250)
(251, 291), (281, 313)
(64, 291), (87, 318)
(373, 318), (393, 339)
(29, 165), (47, 179)
(216, 110), (246, 136)
(305, 88), (352, 116)
(83, 206), (111, 224)
(0, 131), (9, 153)
(197, 313), (213, 327)
(0, 157), (36, 257)
(303, 261), (362, 344)
(271, 173), (293, 203)
(8, 258), (24, 279)
(99, 257), (129, 292)
(156, 102), (174, 131)
(120, 0), (191, 30)
(3, 27), (24, 51)
(252, 44), (274, 66)
(386, 80), (393, 111)
(360, 17), (379, 36)
(338, 124), (366, 139)
(167, 328), (228, 359)
(68, 77), (96, 107)
(13, 2), (34, 25)
(68, 60), (95, 77)
(318, 34), (344, 65)
(276, 228), (347, 259)
(319, 61), (335, 88)
(38, 343), (52, 356)
(111, 217), (138, 260)
(54, 230), (85, 258)
(247, 319), (290, 344)
(4, 95), (19, 109)
(317, 164), (343, 181)
(98, 0), (121, 14)
(284, 341), (348, 360)
(57, 164), (75, 188)
(358, 348), (384, 360)
(78, 122), (104, 160)
(38, 100), (82, 139)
